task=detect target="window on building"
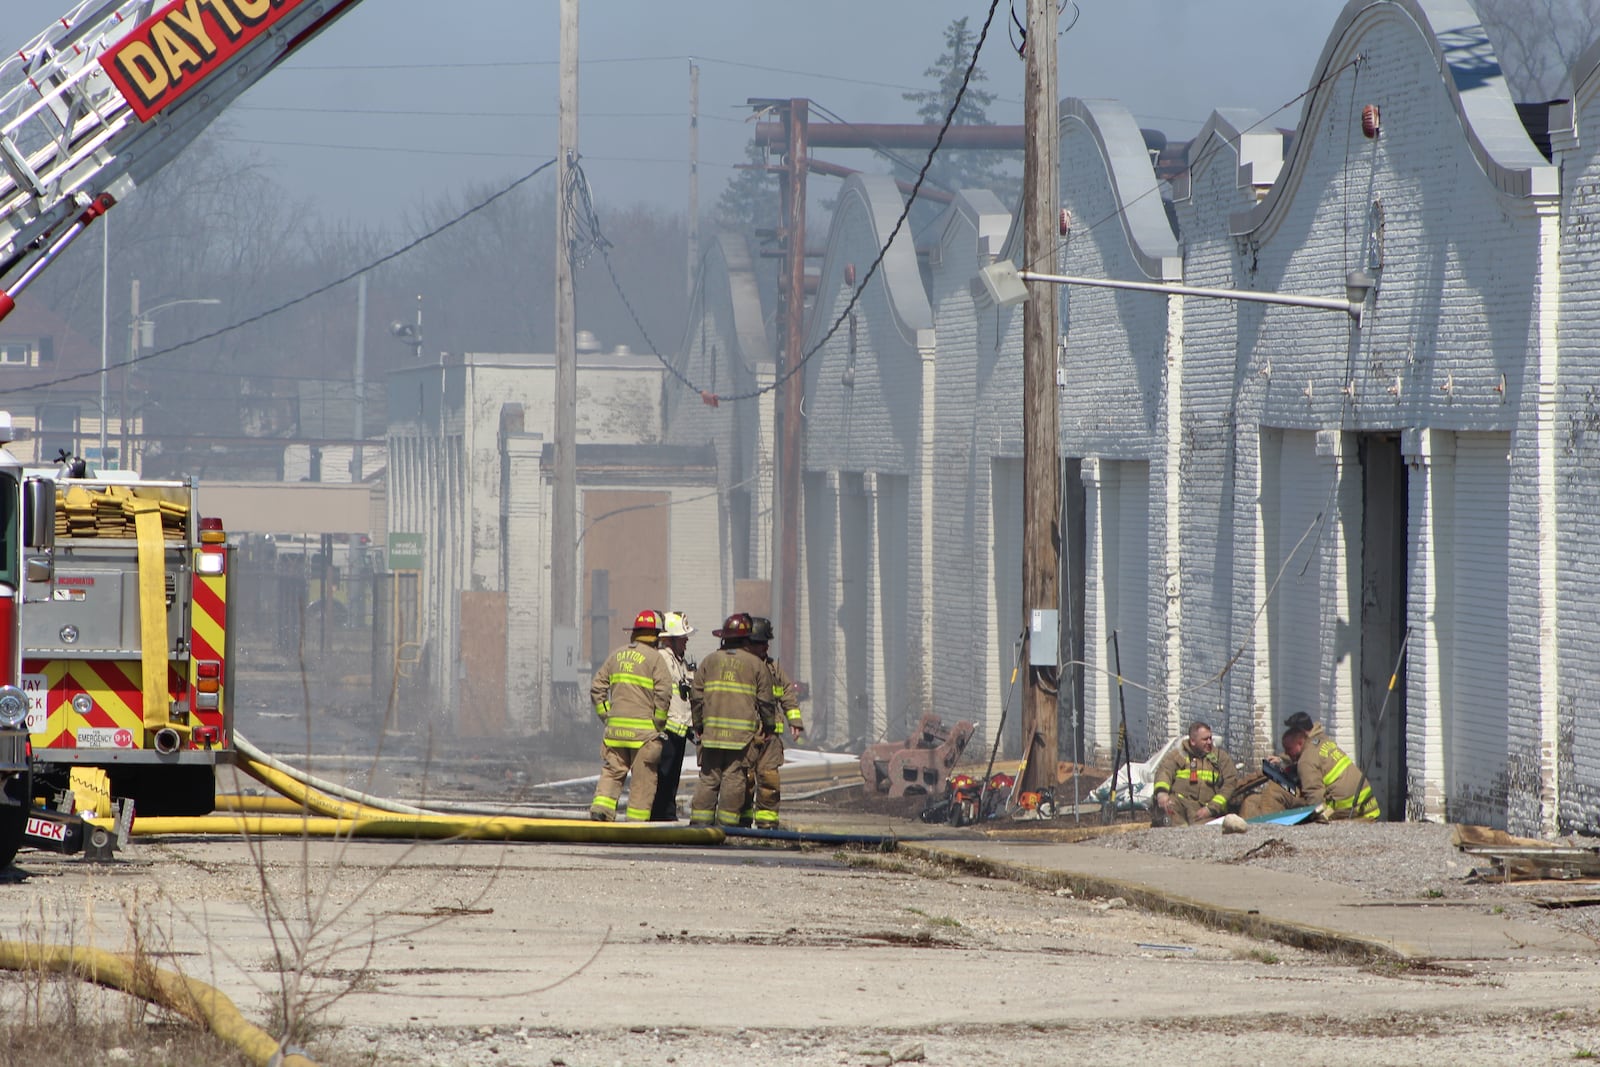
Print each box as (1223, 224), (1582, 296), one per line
(0, 341), (37, 367)
(35, 404), (80, 464)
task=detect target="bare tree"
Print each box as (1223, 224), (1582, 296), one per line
(1479, 0), (1600, 100)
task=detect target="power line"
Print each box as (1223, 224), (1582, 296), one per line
(592, 0), (1007, 405)
(0, 159), (558, 397)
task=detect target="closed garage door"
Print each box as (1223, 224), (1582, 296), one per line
(1446, 433), (1511, 827)
(1263, 429), (1326, 721)
(1102, 460), (1150, 756)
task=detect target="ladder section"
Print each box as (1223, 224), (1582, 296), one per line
(0, 2), (146, 283)
(0, 0), (369, 318)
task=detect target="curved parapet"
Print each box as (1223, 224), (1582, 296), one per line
(1177, 109), (1284, 202)
(1060, 97), (1180, 281)
(806, 172), (933, 353)
(1235, 0), (1554, 240)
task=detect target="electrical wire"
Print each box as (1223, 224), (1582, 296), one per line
(1021, 54), (1362, 275)
(591, 0), (1007, 405)
(0, 158), (557, 398)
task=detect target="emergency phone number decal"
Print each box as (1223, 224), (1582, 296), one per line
(75, 727), (136, 749)
(100, 0), (307, 122)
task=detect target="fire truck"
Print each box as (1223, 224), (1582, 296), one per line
(23, 473), (231, 818)
(0, 417), (60, 868)
(0, 2), (374, 851)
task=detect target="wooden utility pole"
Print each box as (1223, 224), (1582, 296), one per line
(1020, 0), (1060, 791)
(776, 99), (809, 669)
(552, 0), (579, 687)
(687, 60), (699, 300)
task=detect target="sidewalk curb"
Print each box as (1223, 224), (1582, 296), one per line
(899, 841), (1413, 961)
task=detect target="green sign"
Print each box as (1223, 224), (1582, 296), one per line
(387, 532), (424, 571)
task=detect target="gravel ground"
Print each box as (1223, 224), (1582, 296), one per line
(1076, 818), (1600, 943)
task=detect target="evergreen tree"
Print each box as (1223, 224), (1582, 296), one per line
(901, 17), (1019, 203)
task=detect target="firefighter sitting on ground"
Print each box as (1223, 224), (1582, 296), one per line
(1150, 720), (1238, 826)
(1282, 725), (1381, 821)
(589, 609), (675, 822)
(1235, 711), (1320, 819)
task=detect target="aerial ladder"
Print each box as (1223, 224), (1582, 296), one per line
(0, 0), (368, 320)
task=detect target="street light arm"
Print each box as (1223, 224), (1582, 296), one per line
(977, 260), (1370, 319)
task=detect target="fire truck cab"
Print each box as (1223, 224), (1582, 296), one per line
(23, 472), (232, 817)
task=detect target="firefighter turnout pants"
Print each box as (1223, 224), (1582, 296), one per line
(743, 731), (784, 828)
(690, 742), (754, 827)
(591, 737), (665, 822)
(1154, 791), (1219, 826)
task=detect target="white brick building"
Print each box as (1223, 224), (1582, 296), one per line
(715, 0), (1600, 834)
(386, 350), (725, 735)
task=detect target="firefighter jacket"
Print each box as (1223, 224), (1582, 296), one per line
(759, 656), (802, 734)
(1152, 740), (1239, 817)
(590, 640), (673, 749)
(691, 647), (769, 750)
(658, 645), (694, 736)
(1295, 736), (1380, 819)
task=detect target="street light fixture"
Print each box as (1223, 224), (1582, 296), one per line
(100, 279), (220, 470)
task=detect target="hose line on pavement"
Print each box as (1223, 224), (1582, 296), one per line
(231, 733), (432, 816)
(0, 939), (316, 1067)
(104, 812), (725, 845)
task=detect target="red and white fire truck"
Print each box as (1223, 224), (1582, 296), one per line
(0, 2), (374, 855)
(23, 473), (232, 818)
(0, 417), (61, 867)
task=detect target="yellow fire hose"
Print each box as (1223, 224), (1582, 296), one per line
(95, 756), (725, 846)
(0, 939), (315, 1067)
(113, 813), (725, 844)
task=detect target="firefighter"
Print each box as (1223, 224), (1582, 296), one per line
(689, 613), (769, 827)
(743, 616), (803, 829)
(1282, 727), (1380, 821)
(1238, 712), (1323, 818)
(649, 611), (696, 822)
(1150, 720), (1238, 826)
(589, 609), (675, 822)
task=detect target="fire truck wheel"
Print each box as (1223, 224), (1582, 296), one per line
(0, 771), (30, 871)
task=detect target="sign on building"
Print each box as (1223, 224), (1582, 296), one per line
(388, 532), (424, 571)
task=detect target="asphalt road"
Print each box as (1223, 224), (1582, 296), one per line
(3, 834), (1599, 1065)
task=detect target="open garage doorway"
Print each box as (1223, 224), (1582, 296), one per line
(1358, 434), (1408, 819)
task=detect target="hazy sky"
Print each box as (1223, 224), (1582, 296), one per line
(12, 1), (1352, 231)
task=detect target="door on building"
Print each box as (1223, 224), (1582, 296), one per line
(1357, 434), (1408, 819)
(1443, 432), (1512, 828)
(839, 473), (871, 743)
(1261, 430), (1324, 736)
(582, 490), (669, 665)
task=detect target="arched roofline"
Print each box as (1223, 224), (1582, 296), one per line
(805, 173), (933, 352)
(1234, 0), (1555, 241)
(1174, 108), (1282, 202)
(682, 230), (773, 375)
(936, 188), (1011, 266)
(1058, 97), (1180, 281)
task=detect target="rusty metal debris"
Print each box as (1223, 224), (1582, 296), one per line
(860, 714), (976, 797)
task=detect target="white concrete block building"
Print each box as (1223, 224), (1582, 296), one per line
(703, 0), (1600, 834)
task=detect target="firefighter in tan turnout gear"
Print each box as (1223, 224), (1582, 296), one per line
(589, 610), (675, 821)
(689, 613), (771, 827)
(744, 616), (803, 829)
(1151, 721), (1238, 825)
(1282, 726), (1381, 821)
